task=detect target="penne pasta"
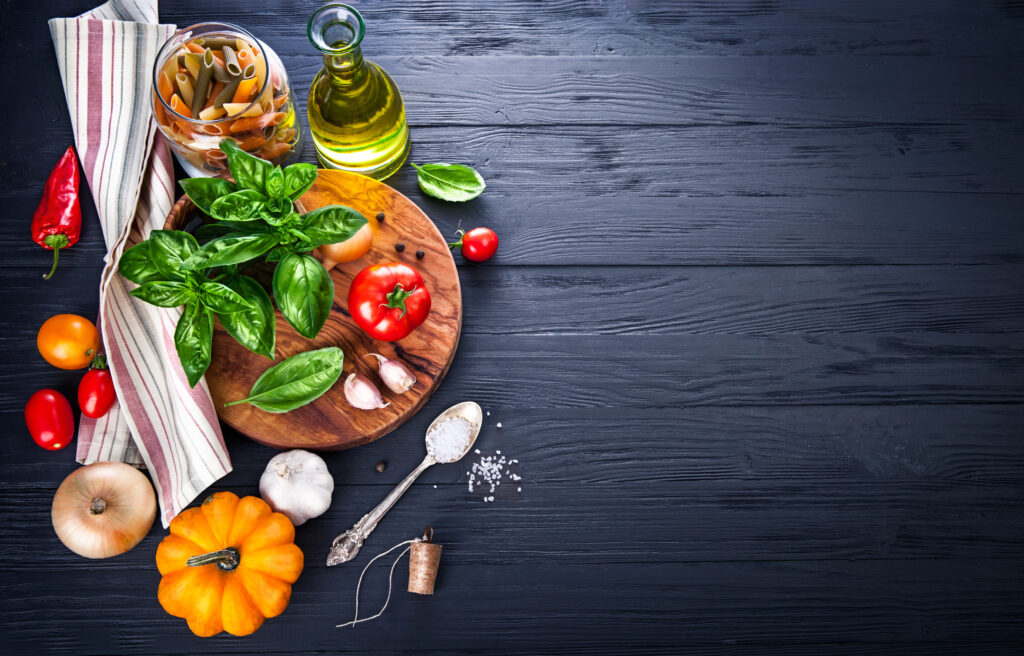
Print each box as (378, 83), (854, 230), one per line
(222, 46), (241, 77)
(190, 48), (215, 116)
(211, 61), (233, 83)
(214, 80), (241, 110)
(196, 37), (243, 50)
(232, 76), (257, 104)
(228, 113), (277, 133)
(175, 73), (194, 106)
(253, 51), (268, 90)
(204, 81), (225, 110)
(157, 71), (174, 103)
(273, 94), (289, 110)
(235, 135), (268, 151)
(170, 93), (193, 118)
(198, 106), (226, 121)
(185, 42), (205, 54)
(258, 142), (292, 160)
(198, 123), (226, 136)
(182, 52), (201, 79)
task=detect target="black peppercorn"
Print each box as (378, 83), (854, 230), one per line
(416, 250), (425, 259)
(395, 242), (405, 252)
(376, 461), (386, 473)
(376, 212), (385, 222)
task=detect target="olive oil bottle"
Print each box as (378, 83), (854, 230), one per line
(306, 4), (410, 180)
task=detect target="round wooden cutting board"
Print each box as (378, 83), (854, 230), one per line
(165, 170), (462, 450)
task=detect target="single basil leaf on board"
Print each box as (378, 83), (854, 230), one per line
(181, 232), (279, 270)
(299, 204), (367, 248)
(209, 189), (267, 222)
(411, 162), (486, 202)
(224, 347), (343, 413)
(129, 281), (195, 308)
(174, 300), (214, 388)
(283, 163), (317, 200)
(180, 177), (236, 215)
(265, 167), (285, 198)
(199, 281), (253, 314)
(219, 275), (276, 359)
(118, 241), (163, 284)
(272, 252), (334, 339)
(220, 139), (272, 192)
(149, 230), (200, 281)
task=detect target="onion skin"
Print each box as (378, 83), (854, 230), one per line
(315, 213), (379, 270)
(51, 462), (157, 559)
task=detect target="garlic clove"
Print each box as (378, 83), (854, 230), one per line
(366, 353), (417, 394)
(344, 373), (389, 410)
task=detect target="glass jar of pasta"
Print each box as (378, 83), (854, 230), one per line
(152, 22), (300, 178)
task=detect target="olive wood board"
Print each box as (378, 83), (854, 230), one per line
(165, 169), (462, 450)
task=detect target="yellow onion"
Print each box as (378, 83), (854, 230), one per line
(51, 462), (157, 559)
(315, 212), (379, 270)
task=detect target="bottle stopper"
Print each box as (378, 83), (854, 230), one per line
(408, 526), (442, 595)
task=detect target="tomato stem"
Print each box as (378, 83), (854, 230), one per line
(91, 353), (108, 370)
(380, 283), (415, 319)
(447, 229), (466, 251)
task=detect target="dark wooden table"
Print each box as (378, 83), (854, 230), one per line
(2, 1), (1023, 654)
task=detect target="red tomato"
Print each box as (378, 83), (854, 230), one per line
(449, 227), (498, 262)
(25, 389), (74, 451)
(78, 355), (116, 419)
(348, 262), (431, 341)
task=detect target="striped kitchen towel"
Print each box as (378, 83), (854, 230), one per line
(49, 0), (232, 526)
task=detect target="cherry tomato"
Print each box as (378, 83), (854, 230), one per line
(78, 354), (116, 419)
(37, 313), (99, 370)
(348, 262), (432, 341)
(449, 227), (498, 262)
(25, 389), (74, 451)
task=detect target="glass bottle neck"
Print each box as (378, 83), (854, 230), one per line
(323, 46), (366, 83)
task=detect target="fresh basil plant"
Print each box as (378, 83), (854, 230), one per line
(117, 140), (367, 389)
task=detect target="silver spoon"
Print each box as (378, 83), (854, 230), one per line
(326, 401), (483, 566)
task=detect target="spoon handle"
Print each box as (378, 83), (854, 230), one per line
(327, 455), (435, 566)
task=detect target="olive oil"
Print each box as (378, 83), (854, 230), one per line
(307, 4), (410, 180)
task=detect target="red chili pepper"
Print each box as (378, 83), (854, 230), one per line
(32, 146), (81, 280)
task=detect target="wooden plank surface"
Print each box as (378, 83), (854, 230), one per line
(1, 1), (1023, 654)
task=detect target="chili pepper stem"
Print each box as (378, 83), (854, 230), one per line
(41, 234), (69, 280)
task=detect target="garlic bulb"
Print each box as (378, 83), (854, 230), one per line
(51, 462), (157, 559)
(365, 353), (416, 394)
(344, 373), (389, 410)
(259, 450), (334, 526)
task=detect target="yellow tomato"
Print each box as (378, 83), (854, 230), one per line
(316, 213), (379, 270)
(37, 314), (100, 370)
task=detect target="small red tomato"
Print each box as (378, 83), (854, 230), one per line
(348, 262), (432, 342)
(449, 227), (498, 262)
(78, 354), (116, 419)
(25, 389), (74, 451)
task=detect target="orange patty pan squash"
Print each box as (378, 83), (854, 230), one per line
(156, 491), (304, 637)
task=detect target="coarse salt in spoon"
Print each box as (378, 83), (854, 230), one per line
(326, 401), (483, 566)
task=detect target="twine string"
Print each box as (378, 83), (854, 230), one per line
(336, 537), (424, 628)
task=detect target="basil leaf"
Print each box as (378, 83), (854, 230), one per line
(174, 300), (214, 388)
(411, 162), (486, 202)
(118, 241), (163, 284)
(299, 204), (368, 248)
(194, 222), (246, 245)
(251, 194), (294, 224)
(264, 245), (291, 263)
(209, 189), (267, 222)
(224, 347), (343, 413)
(219, 275), (275, 359)
(180, 177), (236, 215)
(130, 281), (195, 308)
(283, 163), (317, 200)
(182, 233), (279, 270)
(272, 252), (334, 339)
(220, 139), (272, 192)
(200, 281), (253, 314)
(149, 230), (200, 281)
(265, 167), (285, 198)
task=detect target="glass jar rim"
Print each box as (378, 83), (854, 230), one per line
(152, 21), (272, 125)
(307, 3), (366, 55)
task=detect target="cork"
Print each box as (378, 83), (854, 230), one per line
(408, 527), (442, 595)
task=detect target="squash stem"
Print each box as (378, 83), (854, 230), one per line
(187, 547), (240, 571)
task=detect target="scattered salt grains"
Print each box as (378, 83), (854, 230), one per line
(465, 449), (523, 501)
(426, 416), (473, 463)
(496, 422), (502, 428)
